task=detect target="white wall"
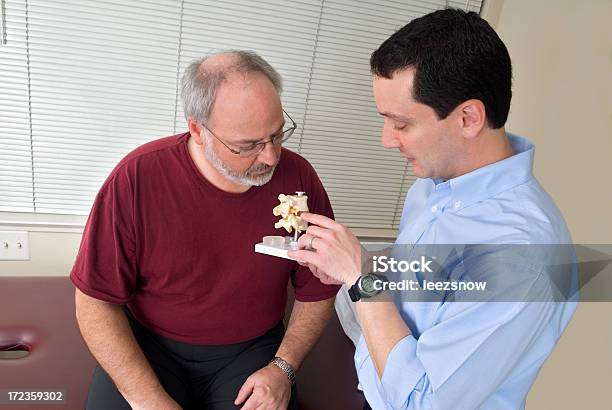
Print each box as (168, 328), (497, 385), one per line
(493, 0), (612, 243)
(488, 0), (612, 408)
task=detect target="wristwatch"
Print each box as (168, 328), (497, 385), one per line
(269, 356), (296, 386)
(348, 273), (389, 302)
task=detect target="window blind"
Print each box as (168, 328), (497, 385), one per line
(0, 0), (482, 234)
(0, 0), (32, 212)
(25, 0), (181, 214)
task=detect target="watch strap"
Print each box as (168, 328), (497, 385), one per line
(348, 283), (361, 302)
(269, 356), (296, 385)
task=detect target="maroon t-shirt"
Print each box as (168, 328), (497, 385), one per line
(70, 132), (339, 344)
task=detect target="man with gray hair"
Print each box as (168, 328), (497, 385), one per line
(71, 50), (339, 409)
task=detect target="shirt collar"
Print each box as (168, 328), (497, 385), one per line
(441, 133), (535, 211)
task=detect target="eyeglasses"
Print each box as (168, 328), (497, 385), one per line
(202, 109), (297, 157)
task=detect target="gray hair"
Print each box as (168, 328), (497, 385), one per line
(180, 50), (283, 124)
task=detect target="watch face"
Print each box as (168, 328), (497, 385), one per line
(359, 275), (380, 296)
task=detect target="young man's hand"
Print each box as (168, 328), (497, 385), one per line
(288, 212), (364, 286)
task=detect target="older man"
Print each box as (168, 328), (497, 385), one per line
(289, 9), (577, 410)
(72, 51), (339, 410)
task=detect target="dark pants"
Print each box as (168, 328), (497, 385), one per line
(86, 309), (297, 409)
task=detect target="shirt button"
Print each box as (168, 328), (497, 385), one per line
(431, 205), (438, 213)
(454, 201), (461, 208)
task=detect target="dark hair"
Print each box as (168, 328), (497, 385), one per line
(370, 9), (512, 129)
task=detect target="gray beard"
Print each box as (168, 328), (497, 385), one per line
(203, 133), (276, 187)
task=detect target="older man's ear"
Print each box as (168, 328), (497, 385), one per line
(186, 116), (205, 145)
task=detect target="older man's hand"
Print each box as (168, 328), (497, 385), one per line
(234, 364), (291, 410)
(288, 212), (364, 286)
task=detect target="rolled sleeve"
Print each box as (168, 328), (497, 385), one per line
(380, 335), (427, 408)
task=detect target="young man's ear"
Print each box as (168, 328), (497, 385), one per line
(456, 99), (486, 139)
(187, 117), (205, 145)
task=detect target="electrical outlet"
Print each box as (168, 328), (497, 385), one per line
(0, 231), (30, 261)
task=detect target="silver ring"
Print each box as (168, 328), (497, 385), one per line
(308, 236), (317, 250)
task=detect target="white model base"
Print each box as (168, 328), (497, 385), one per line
(255, 236), (299, 260)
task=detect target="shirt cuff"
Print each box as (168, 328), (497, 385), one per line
(70, 270), (130, 304)
(380, 335), (427, 408)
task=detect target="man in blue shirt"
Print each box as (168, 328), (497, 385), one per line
(289, 9), (578, 410)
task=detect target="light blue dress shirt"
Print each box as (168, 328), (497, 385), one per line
(354, 134), (578, 409)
